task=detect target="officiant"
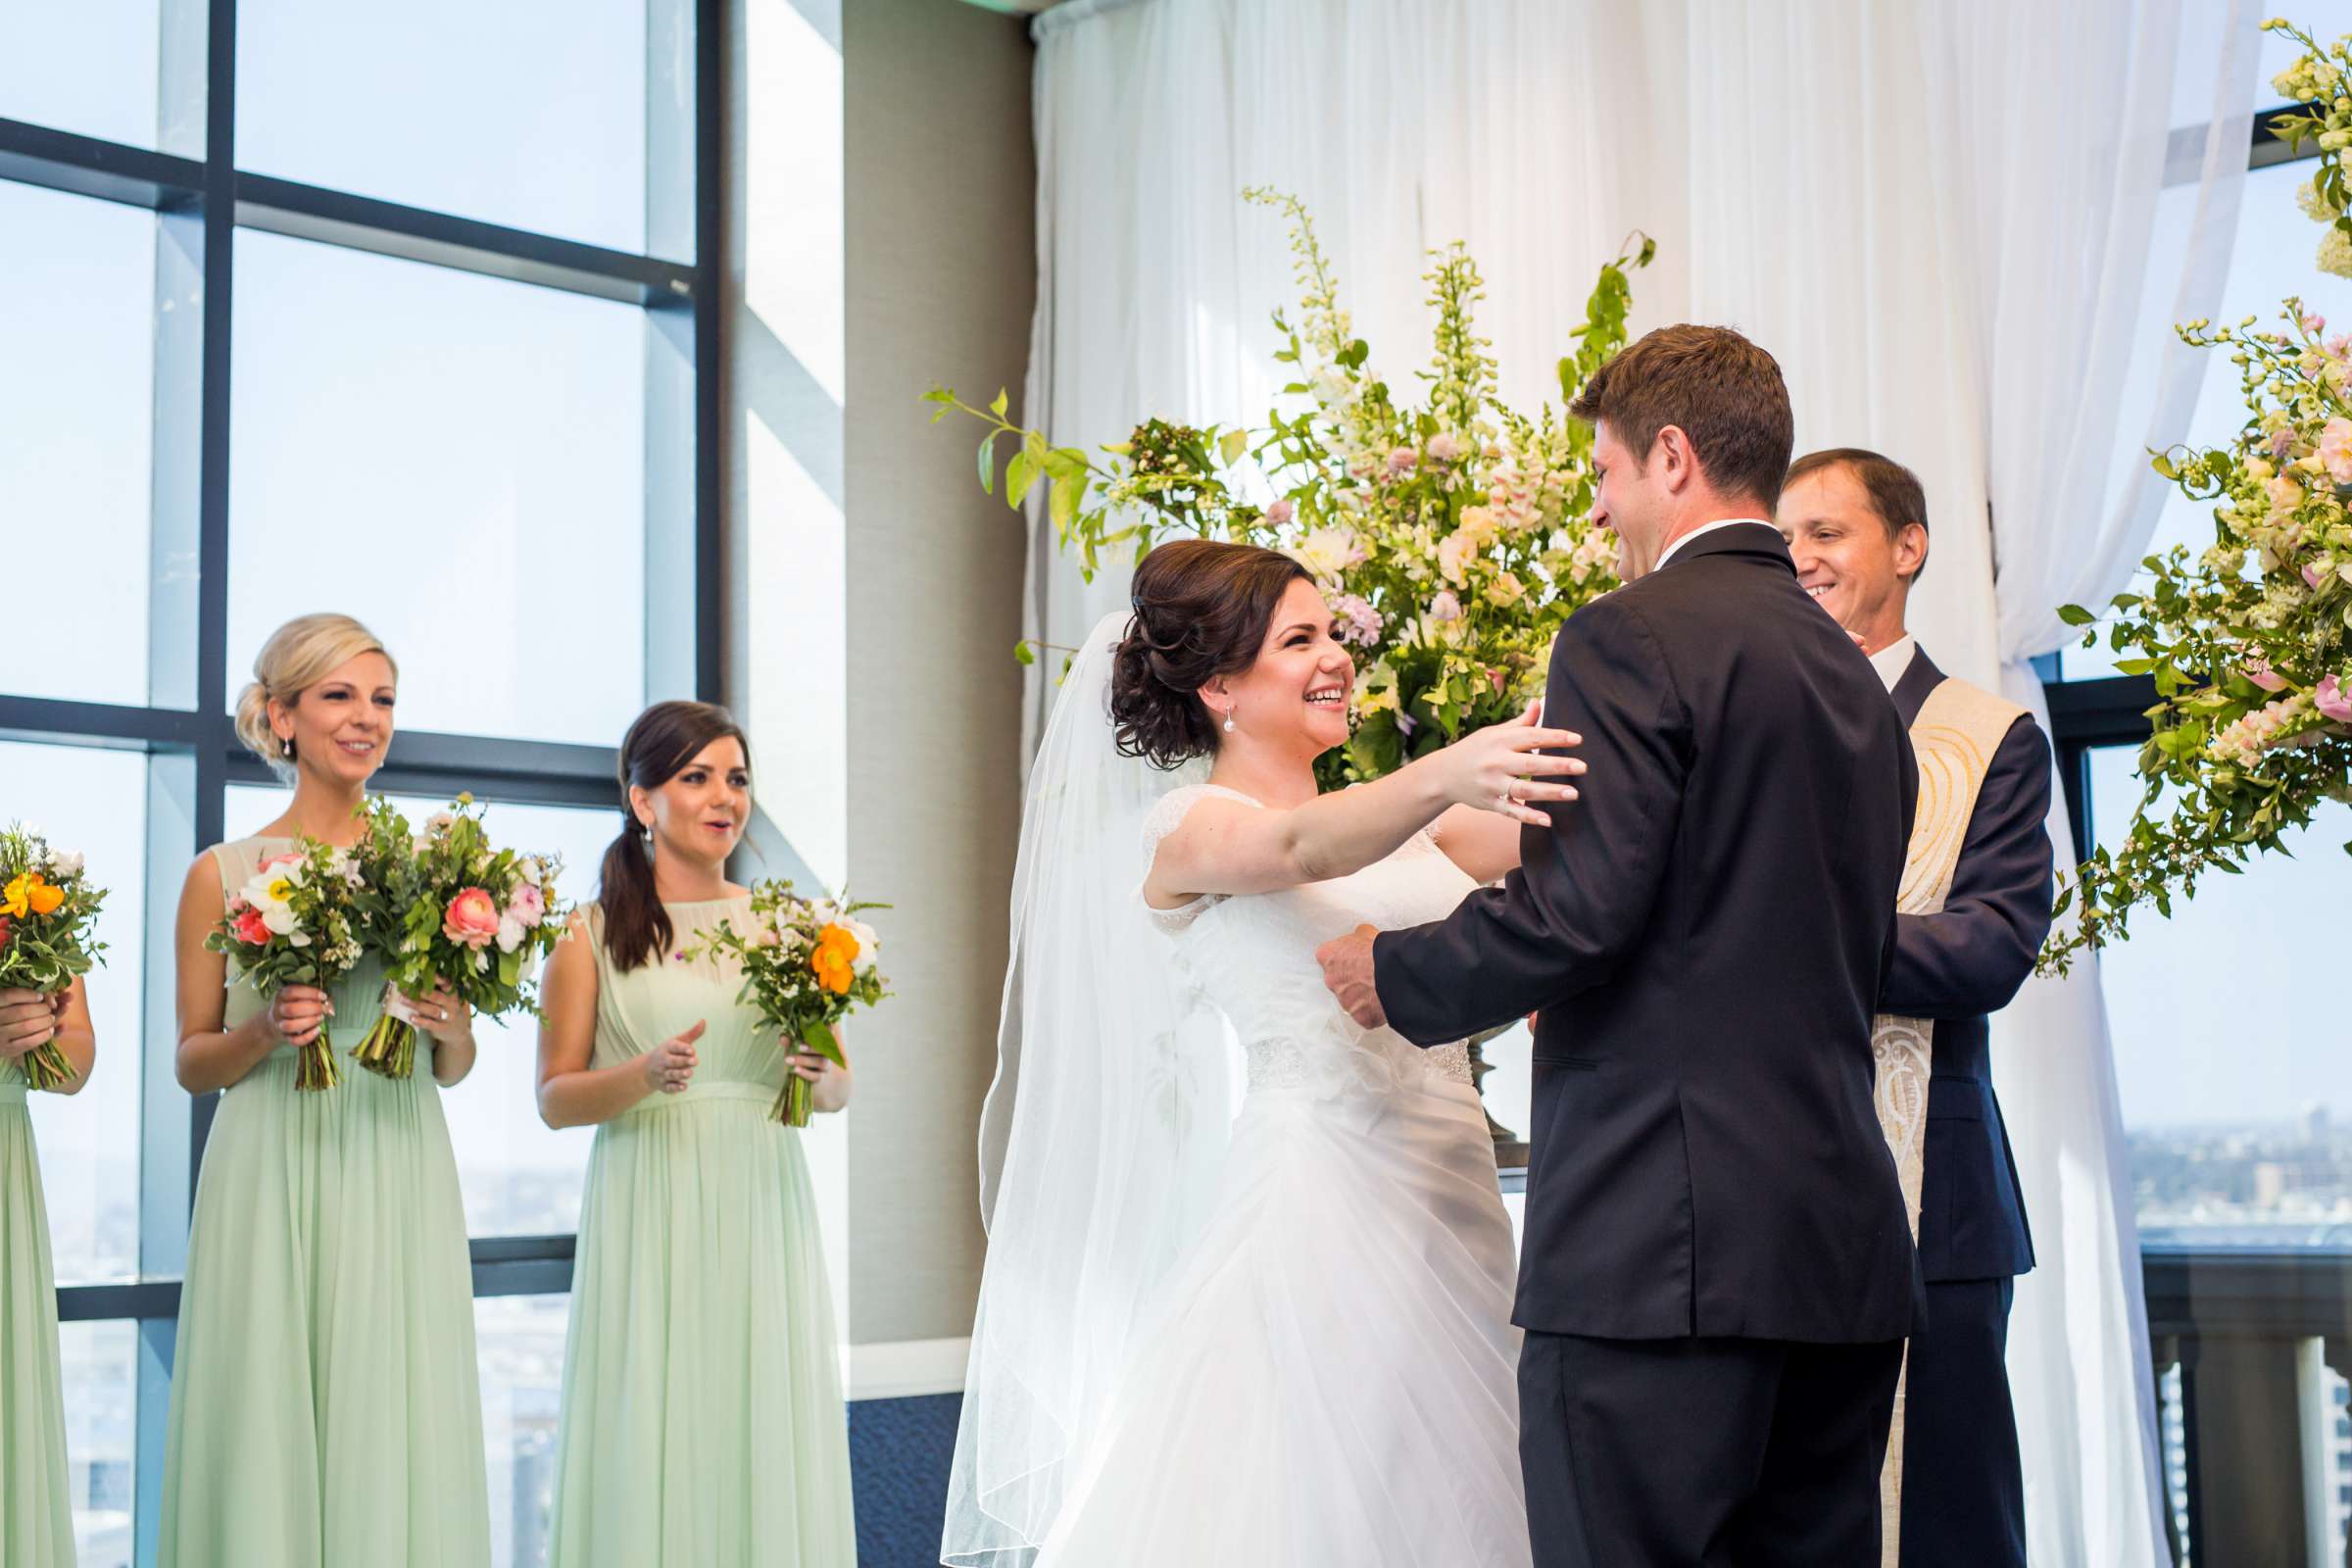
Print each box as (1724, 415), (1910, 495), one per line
(1777, 449), (2051, 1568)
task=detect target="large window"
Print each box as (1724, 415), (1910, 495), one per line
(0, 6), (716, 1563)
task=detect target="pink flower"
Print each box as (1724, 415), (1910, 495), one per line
(507, 882), (547, 929)
(1488, 668), (1507, 694)
(1332, 593), (1386, 648)
(443, 887), (502, 950)
(259, 852), (302, 873)
(231, 903), (272, 946)
(1428, 590), (1463, 622)
(1387, 446), (1419, 474)
(2305, 312), (2328, 335)
(1264, 498), (1295, 525)
(2272, 428), (2295, 461)
(2267, 472), (2306, 516)
(2308, 563), (2329, 589)
(2246, 657), (2288, 692)
(2320, 418), (2352, 484)
(1427, 433), (1465, 463)
(2318, 674), (2352, 724)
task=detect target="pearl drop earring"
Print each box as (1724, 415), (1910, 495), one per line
(1222, 706), (1238, 735)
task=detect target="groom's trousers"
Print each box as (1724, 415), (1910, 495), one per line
(1518, 1330), (1903, 1567)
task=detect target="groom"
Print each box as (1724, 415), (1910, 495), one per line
(1318, 325), (1923, 1565)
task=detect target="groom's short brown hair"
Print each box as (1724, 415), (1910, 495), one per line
(1569, 324), (1795, 512)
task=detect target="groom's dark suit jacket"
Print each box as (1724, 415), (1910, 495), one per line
(1375, 521), (1922, 1345)
(1886, 648), (2046, 1285)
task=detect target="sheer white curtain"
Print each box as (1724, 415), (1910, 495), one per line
(1021, 2), (2258, 1560)
(1021, 0), (1682, 744)
(1934, 4), (2262, 1562)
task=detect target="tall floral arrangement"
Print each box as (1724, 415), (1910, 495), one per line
(2040, 17), (2352, 974)
(928, 188), (1648, 787)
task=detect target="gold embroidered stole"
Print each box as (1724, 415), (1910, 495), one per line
(1874, 674), (2027, 1565)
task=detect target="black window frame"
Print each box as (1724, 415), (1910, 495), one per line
(0, 3), (723, 1554)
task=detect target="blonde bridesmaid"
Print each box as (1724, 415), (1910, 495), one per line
(159, 612), (490, 1567)
(0, 977), (94, 1567)
(540, 700), (856, 1566)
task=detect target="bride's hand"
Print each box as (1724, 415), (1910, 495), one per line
(1427, 704), (1585, 827)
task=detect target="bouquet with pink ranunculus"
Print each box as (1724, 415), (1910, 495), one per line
(205, 835), (368, 1091)
(929, 187), (1648, 789)
(348, 794), (565, 1079)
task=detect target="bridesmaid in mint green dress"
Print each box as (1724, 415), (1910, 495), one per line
(0, 976), (94, 1567)
(539, 701), (856, 1567)
(160, 614), (490, 1568)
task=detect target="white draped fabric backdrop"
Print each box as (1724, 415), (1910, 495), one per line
(1016, 1), (2265, 1561)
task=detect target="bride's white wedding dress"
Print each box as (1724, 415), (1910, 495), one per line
(1033, 782), (1530, 1568)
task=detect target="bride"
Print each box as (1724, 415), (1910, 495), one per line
(943, 539), (1585, 1567)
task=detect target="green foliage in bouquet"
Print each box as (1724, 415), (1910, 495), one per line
(351, 794), (565, 1080)
(2041, 19), (2352, 974)
(927, 188), (1652, 789)
(0, 823), (106, 1090)
(680, 881), (889, 1126)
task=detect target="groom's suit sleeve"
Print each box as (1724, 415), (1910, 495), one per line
(1374, 593), (1690, 1047)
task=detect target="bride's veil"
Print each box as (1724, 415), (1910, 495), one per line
(942, 611), (1235, 1566)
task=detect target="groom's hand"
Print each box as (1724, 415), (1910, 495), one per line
(1316, 924), (1387, 1029)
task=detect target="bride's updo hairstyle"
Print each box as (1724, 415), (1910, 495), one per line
(1110, 539), (1310, 769)
(233, 612), (398, 783)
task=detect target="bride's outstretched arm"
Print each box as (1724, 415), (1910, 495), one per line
(1146, 707), (1583, 905)
(1363, 595), (1691, 1042)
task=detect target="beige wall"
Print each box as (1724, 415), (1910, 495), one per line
(842, 0), (1034, 1347)
(724, 0), (1034, 1354)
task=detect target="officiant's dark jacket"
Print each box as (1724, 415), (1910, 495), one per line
(1375, 521), (1923, 1345)
(1886, 648), (2046, 1285)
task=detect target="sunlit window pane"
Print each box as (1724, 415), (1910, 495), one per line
(0, 185), (159, 709)
(226, 231), (646, 747)
(236, 0), (656, 255)
(8, 742), (148, 1286)
(2092, 745), (2352, 1245)
(59, 1318), (137, 1568)
(476, 1293), (568, 1568)
(0, 5), (169, 152)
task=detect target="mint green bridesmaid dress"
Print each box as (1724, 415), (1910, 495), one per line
(545, 898), (855, 1567)
(158, 837), (491, 1567)
(0, 1061), (73, 1565)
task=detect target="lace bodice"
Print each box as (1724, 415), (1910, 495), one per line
(1141, 784), (1476, 1098)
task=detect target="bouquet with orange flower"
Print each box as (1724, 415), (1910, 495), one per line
(204, 835), (367, 1091)
(681, 881), (889, 1126)
(0, 823), (107, 1090)
(349, 794), (565, 1079)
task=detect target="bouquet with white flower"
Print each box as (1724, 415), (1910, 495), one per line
(927, 188), (1648, 787)
(350, 794), (565, 1079)
(680, 881), (889, 1126)
(0, 823), (107, 1091)
(205, 835), (368, 1091)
